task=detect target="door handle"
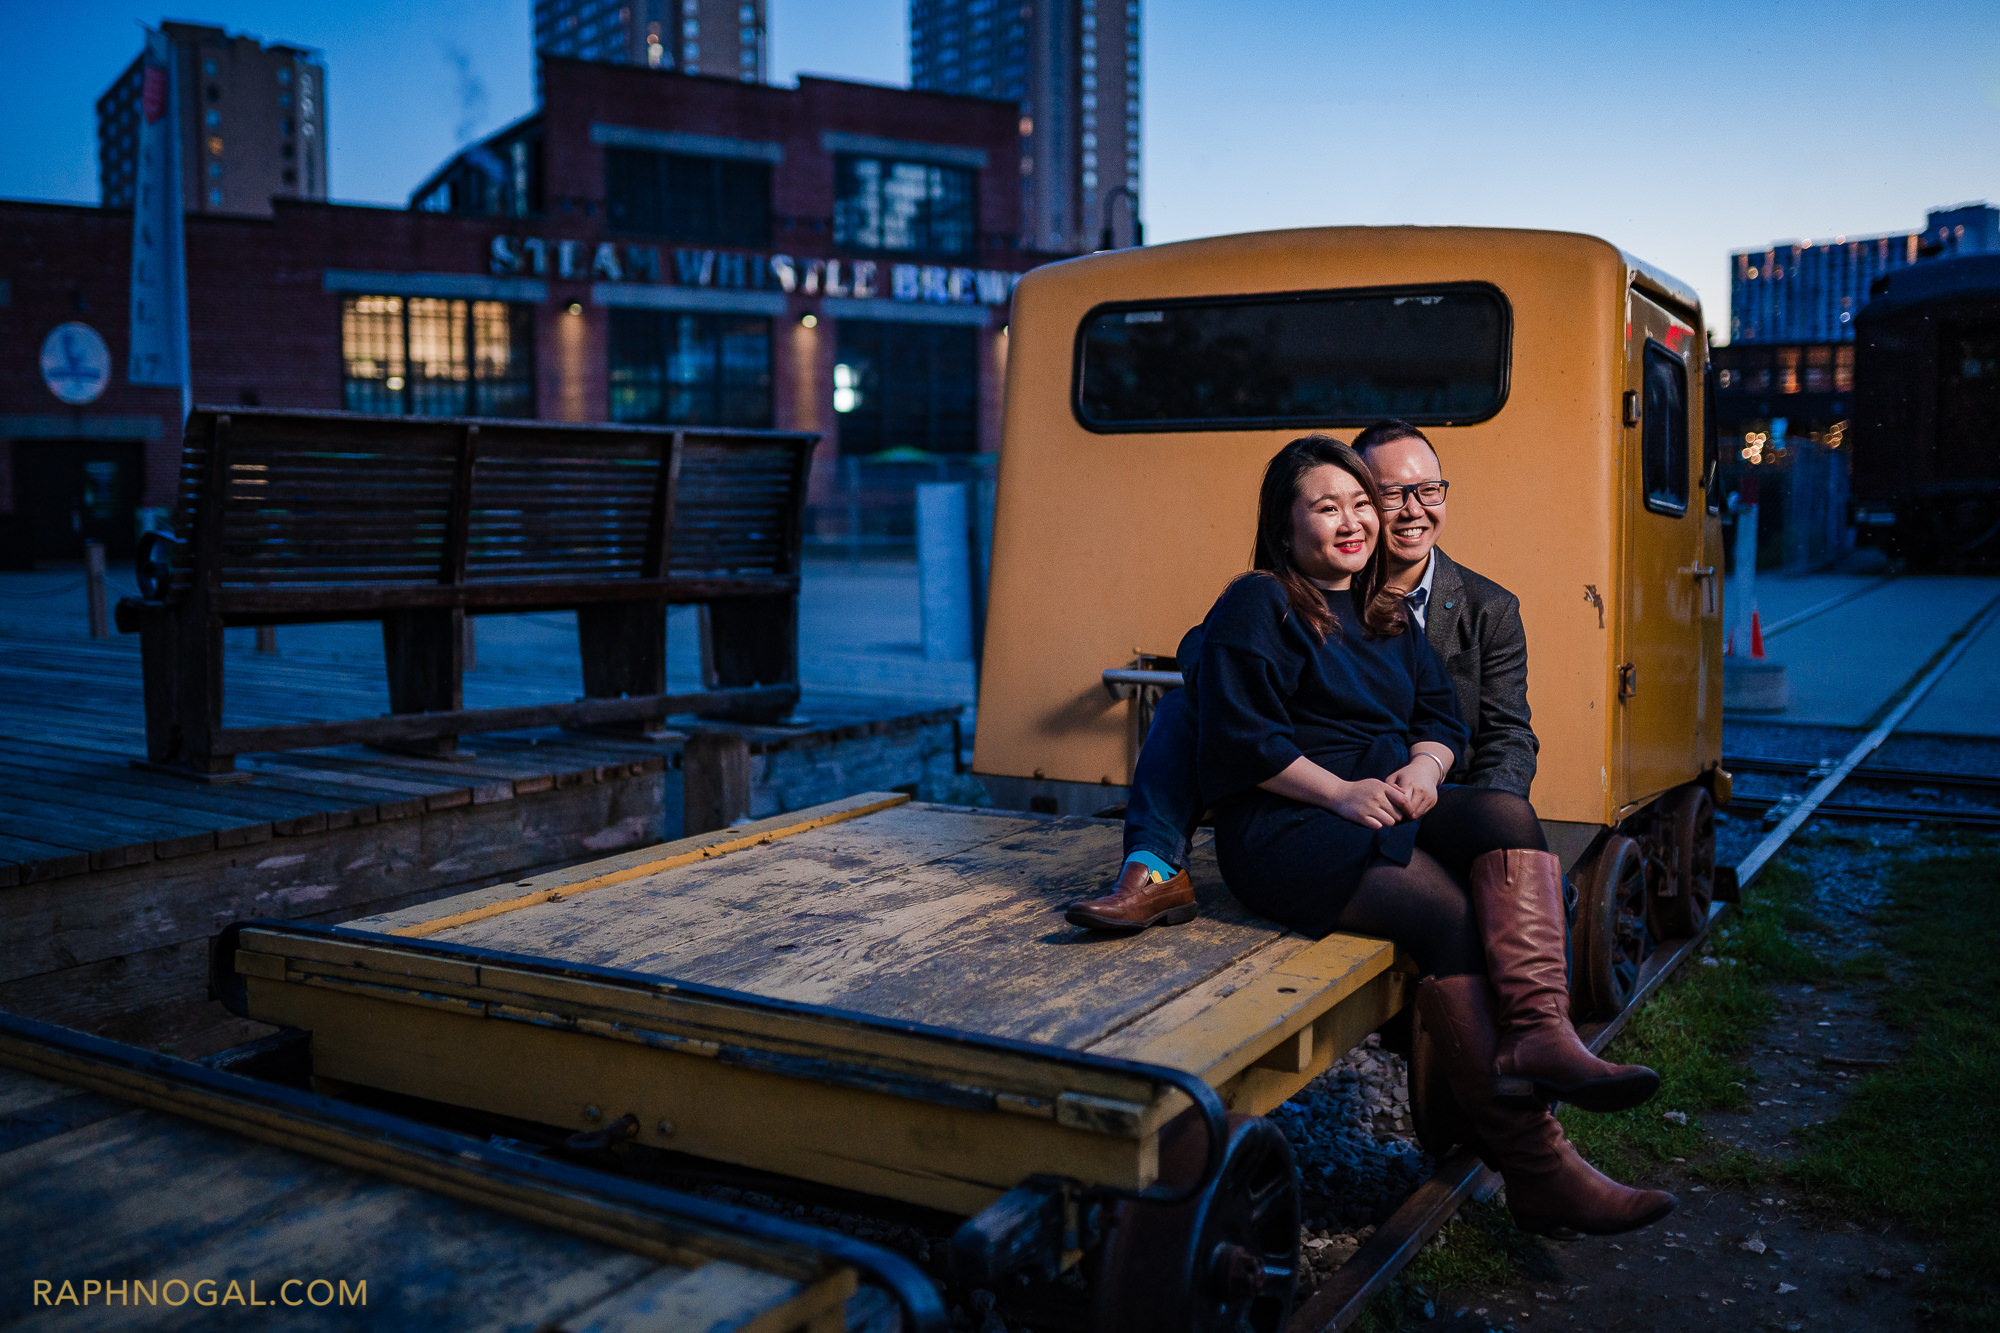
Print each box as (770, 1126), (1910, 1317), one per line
(1617, 662), (1639, 699)
(1682, 563), (1720, 614)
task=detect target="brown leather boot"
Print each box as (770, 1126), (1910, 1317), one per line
(1417, 975), (1676, 1237)
(1472, 849), (1659, 1112)
(1065, 861), (1198, 931)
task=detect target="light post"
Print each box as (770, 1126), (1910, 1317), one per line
(1098, 185), (1143, 251)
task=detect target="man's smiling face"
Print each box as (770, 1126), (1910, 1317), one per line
(1363, 434), (1447, 579)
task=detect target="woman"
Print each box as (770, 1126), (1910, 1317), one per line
(1185, 435), (1669, 1237)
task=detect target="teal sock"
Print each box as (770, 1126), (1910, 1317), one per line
(1124, 850), (1180, 883)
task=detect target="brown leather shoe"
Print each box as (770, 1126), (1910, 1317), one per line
(1066, 861), (1198, 931)
(1417, 975), (1676, 1237)
(1472, 849), (1660, 1112)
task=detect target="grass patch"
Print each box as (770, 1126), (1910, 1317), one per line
(1786, 843), (2000, 1330)
(1830, 949), (1891, 982)
(1561, 859), (1821, 1181)
(1355, 861), (1826, 1326)
(1352, 1201), (1560, 1332)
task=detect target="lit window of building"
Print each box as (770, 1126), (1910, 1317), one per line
(340, 296), (536, 417)
(833, 155), (977, 256)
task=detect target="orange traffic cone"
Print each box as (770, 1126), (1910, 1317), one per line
(1749, 610), (1766, 660)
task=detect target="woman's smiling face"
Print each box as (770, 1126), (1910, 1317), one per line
(1288, 463), (1379, 588)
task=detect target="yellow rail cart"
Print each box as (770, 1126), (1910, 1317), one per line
(215, 226), (1730, 1332)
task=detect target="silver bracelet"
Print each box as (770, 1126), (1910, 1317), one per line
(1415, 751), (1448, 781)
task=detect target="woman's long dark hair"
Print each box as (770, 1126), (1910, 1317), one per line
(1248, 434), (1406, 640)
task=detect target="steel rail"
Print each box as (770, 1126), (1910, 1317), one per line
(1734, 591), (2000, 888)
(1725, 794), (2000, 828)
(1289, 589), (2000, 1333)
(1723, 754), (2000, 795)
(1757, 575), (1898, 638)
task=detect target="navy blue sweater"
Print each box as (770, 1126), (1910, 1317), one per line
(1188, 574), (1468, 810)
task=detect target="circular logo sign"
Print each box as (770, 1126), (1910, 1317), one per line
(41, 322), (112, 406)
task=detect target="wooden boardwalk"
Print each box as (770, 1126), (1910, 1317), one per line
(0, 626), (962, 1054)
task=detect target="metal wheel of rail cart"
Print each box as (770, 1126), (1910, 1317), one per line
(217, 792), (1428, 1332)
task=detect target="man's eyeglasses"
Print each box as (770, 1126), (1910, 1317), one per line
(1378, 480), (1449, 509)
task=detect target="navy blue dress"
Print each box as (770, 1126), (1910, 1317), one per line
(1191, 575), (1470, 937)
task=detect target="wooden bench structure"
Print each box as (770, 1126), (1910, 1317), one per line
(115, 408), (816, 776)
(0, 1011), (942, 1332)
(219, 795), (1408, 1218)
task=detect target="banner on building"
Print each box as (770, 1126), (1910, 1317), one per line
(128, 26), (189, 392)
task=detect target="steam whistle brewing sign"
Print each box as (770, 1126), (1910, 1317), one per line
(489, 236), (1020, 309)
(128, 27), (189, 388)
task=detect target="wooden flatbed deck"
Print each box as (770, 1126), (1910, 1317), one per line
(225, 794), (1411, 1216)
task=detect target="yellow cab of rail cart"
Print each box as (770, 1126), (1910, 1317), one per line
(976, 226), (1730, 1017)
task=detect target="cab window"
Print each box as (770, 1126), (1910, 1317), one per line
(1074, 284), (1509, 431)
(1642, 343), (1689, 516)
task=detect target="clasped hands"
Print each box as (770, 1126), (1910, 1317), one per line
(1327, 763), (1438, 829)
(1259, 747), (1454, 830)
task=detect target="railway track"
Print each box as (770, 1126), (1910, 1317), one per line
(1722, 793), (2000, 828)
(1285, 589), (2000, 1333)
(1720, 749), (2000, 828)
(1721, 754), (2000, 795)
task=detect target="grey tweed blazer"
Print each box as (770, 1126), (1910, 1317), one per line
(1423, 548), (1538, 797)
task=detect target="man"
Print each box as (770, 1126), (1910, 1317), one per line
(1068, 419), (1538, 929)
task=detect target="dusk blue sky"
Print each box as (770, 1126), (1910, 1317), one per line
(4, 0), (1996, 332)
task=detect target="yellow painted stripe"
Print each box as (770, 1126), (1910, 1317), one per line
(388, 793), (911, 939)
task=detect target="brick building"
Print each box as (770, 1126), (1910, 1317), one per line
(2, 57), (1052, 563)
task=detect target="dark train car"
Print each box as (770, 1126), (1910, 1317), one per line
(1852, 253), (2000, 568)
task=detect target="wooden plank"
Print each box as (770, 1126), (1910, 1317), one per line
(0, 770), (277, 849)
(228, 761), (429, 822)
(418, 808), (1286, 1049)
(246, 932), (1163, 1111)
(0, 740), (350, 833)
(1086, 933), (1398, 1084)
(554, 1262), (852, 1333)
(248, 977), (1154, 1216)
(0, 1110), (681, 1333)
(0, 791), (209, 864)
(0, 769), (668, 1007)
(0, 835), (94, 885)
(0, 1065), (93, 1119)
(371, 791), (914, 938)
(210, 684), (794, 755)
(207, 575), (795, 620)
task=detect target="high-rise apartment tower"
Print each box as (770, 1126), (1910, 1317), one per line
(1731, 203), (2000, 344)
(97, 21), (326, 216)
(912, 0), (1140, 251)
(534, 0), (767, 82)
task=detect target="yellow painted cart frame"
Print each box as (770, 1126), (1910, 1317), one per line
(220, 793), (1408, 1220)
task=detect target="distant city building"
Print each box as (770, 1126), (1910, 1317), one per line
(1729, 203), (1999, 345)
(0, 57), (1053, 562)
(912, 0), (1140, 251)
(1713, 204), (2000, 559)
(96, 21), (326, 216)
(534, 0), (766, 82)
